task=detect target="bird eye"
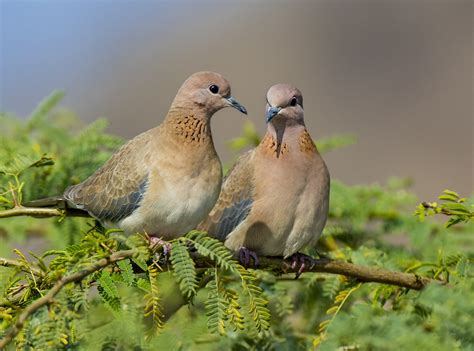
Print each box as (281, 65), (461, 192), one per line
(290, 97), (297, 106)
(208, 84), (219, 94)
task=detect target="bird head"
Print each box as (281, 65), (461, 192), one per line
(265, 84), (304, 125)
(174, 71), (247, 116)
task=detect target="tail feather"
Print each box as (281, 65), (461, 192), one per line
(23, 196), (66, 208)
(22, 196), (91, 217)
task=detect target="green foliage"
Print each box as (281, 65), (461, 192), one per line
(313, 281), (362, 347)
(205, 268), (244, 334)
(0, 228), (271, 348)
(415, 189), (473, 228)
(180, 231), (271, 334)
(145, 263), (165, 334)
(236, 265), (271, 334)
(227, 120), (261, 152)
(117, 259), (135, 286)
(169, 239), (199, 300)
(0, 91), (122, 207)
(0, 93), (473, 350)
(98, 271), (121, 312)
(183, 231), (236, 272)
(315, 133), (357, 154)
(317, 278), (474, 351)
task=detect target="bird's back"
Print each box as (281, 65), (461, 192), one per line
(64, 128), (155, 225)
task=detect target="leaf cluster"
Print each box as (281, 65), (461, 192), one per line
(415, 189), (473, 228)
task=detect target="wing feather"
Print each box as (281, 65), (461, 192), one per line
(64, 130), (152, 223)
(199, 150), (255, 241)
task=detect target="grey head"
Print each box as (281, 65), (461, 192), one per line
(265, 83), (304, 126)
(171, 71), (247, 116)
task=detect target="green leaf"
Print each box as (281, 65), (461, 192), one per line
(438, 194), (459, 202)
(131, 257), (148, 271)
(98, 271), (119, 298)
(237, 266), (271, 334)
(117, 259), (135, 286)
(27, 90), (65, 127)
(442, 203), (471, 215)
(184, 231), (237, 273)
(0, 195), (12, 205)
(205, 271), (228, 335)
(28, 155), (55, 169)
(98, 270), (121, 311)
(445, 217), (464, 228)
(136, 277), (151, 292)
(145, 264), (164, 333)
(169, 240), (198, 299)
(226, 120), (261, 152)
(442, 189), (460, 199)
(205, 269), (245, 335)
(315, 134), (357, 154)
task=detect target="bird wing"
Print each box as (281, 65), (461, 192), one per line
(199, 150), (255, 241)
(63, 130), (152, 223)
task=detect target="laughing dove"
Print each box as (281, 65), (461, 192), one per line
(28, 71), (247, 239)
(199, 84), (330, 268)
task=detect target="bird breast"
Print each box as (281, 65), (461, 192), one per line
(120, 140), (222, 238)
(247, 135), (329, 256)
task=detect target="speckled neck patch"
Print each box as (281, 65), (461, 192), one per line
(173, 115), (210, 144)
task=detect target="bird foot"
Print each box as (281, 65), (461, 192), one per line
(149, 236), (172, 262)
(289, 252), (316, 279)
(238, 247), (259, 268)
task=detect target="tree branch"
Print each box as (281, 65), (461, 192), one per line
(0, 249), (136, 349)
(0, 206), (90, 219)
(193, 256), (433, 290)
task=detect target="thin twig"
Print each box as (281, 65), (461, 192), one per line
(0, 257), (43, 278)
(421, 202), (474, 219)
(0, 249), (136, 349)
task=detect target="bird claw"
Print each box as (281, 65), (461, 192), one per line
(238, 247), (259, 268)
(289, 252), (316, 279)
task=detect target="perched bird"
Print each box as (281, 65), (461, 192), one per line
(199, 84), (330, 274)
(27, 71), (247, 239)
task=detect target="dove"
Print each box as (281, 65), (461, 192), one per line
(199, 84), (330, 275)
(26, 71), (247, 239)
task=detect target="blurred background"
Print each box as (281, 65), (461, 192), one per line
(1, 0), (472, 200)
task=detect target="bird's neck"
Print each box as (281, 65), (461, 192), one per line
(165, 105), (213, 146)
(260, 122), (316, 158)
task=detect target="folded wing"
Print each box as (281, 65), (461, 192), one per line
(64, 132), (151, 224)
(199, 151), (255, 241)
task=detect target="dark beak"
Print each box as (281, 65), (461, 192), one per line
(226, 96), (247, 115)
(266, 106), (281, 123)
